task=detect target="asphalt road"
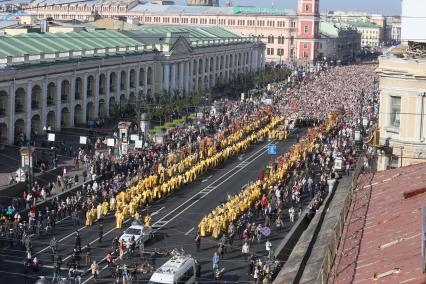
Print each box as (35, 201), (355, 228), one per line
(0, 128), (310, 284)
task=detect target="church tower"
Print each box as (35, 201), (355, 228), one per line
(296, 0), (320, 66)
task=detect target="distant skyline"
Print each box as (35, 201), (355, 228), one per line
(176, 0), (402, 16)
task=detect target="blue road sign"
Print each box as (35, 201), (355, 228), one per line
(267, 145), (277, 155)
(262, 227), (271, 237)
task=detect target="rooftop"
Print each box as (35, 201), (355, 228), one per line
(349, 20), (381, 29)
(0, 25), (251, 67)
(130, 4), (295, 15)
(330, 162), (426, 284)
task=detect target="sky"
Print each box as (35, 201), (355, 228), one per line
(176, 0), (402, 16)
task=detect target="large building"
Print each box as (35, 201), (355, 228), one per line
(25, 0), (321, 65)
(376, 0), (426, 170)
(0, 25), (265, 144)
(318, 21), (361, 63)
(349, 21), (383, 48)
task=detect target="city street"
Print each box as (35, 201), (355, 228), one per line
(0, 129), (309, 283)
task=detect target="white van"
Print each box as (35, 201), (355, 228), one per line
(149, 255), (195, 284)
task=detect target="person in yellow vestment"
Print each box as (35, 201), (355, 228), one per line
(115, 210), (123, 229)
(144, 214), (152, 227)
(86, 209), (93, 226)
(102, 201), (109, 216)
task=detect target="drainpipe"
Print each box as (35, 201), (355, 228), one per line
(420, 92), (426, 142)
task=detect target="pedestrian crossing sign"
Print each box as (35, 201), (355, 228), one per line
(267, 145), (277, 155)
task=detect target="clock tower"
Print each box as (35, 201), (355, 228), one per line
(296, 0), (320, 66)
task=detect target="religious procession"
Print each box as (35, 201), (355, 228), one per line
(82, 113), (286, 229)
(198, 113), (339, 238)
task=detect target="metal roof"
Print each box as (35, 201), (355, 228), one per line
(331, 162), (426, 284)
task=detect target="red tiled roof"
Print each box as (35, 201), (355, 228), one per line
(330, 162), (426, 284)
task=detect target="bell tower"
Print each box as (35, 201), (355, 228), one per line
(296, 0), (320, 66)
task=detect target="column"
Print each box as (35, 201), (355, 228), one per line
(205, 58), (210, 89)
(211, 57), (216, 87)
(163, 63), (170, 94)
(82, 74), (88, 124)
(126, 67), (131, 98)
(143, 66), (148, 97)
(41, 80), (48, 129)
(189, 61), (193, 91)
(170, 63), (176, 93)
(8, 83), (15, 144)
(106, 71), (111, 117)
(70, 77), (75, 127)
(194, 59), (199, 90)
(94, 72), (100, 118)
(179, 62), (184, 94)
(116, 70), (121, 98)
(25, 81), (32, 139)
(184, 61), (190, 93)
(55, 78), (62, 130)
(136, 65), (141, 93)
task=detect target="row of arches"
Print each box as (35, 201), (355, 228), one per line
(0, 67), (154, 116)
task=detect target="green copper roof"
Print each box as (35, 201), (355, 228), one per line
(349, 21), (380, 29)
(320, 21), (339, 37)
(0, 30), (140, 57)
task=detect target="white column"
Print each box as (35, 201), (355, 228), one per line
(82, 74), (88, 124)
(206, 58), (210, 88)
(195, 59), (199, 90)
(95, 72), (100, 118)
(212, 57), (216, 87)
(136, 66), (141, 92)
(41, 80), (47, 129)
(8, 83), (15, 144)
(261, 48), (266, 68)
(116, 70), (121, 98)
(163, 63), (170, 94)
(70, 77), (75, 127)
(126, 67), (131, 98)
(143, 66), (148, 96)
(55, 78), (61, 130)
(179, 62), (184, 94)
(189, 61), (193, 91)
(184, 61), (190, 93)
(170, 63), (176, 93)
(25, 81), (32, 139)
(106, 71), (111, 117)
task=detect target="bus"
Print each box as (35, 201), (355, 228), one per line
(149, 255), (195, 284)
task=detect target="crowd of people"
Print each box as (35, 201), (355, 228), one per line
(0, 62), (378, 283)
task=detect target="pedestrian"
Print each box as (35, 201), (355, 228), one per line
(265, 239), (272, 255)
(212, 251), (220, 273)
(119, 239), (124, 260)
(98, 222), (103, 243)
(75, 231), (81, 252)
(289, 207), (295, 223)
(91, 260), (99, 281)
(85, 244), (92, 266)
(195, 231), (201, 252)
(242, 241), (250, 257)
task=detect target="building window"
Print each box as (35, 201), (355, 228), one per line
(304, 25), (309, 33)
(390, 96), (401, 127)
(305, 4), (309, 12)
(303, 43), (308, 49)
(268, 36), (274, 43)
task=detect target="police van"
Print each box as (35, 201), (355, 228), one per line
(149, 255), (195, 284)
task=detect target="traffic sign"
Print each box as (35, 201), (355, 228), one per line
(261, 227), (271, 237)
(267, 145), (277, 155)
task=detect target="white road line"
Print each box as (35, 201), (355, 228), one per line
(151, 206), (165, 216)
(151, 140), (275, 231)
(34, 225), (88, 256)
(184, 227), (194, 236)
(82, 140), (276, 283)
(3, 259), (69, 271)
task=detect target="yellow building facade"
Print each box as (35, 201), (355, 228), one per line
(376, 47), (426, 170)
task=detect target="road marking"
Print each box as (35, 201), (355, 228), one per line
(184, 227), (194, 236)
(151, 140), (275, 232)
(82, 140), (277, 283)
(201, 175), (213, 182)
(151, 206), (165, 216)
(3, 259), (69, 271)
